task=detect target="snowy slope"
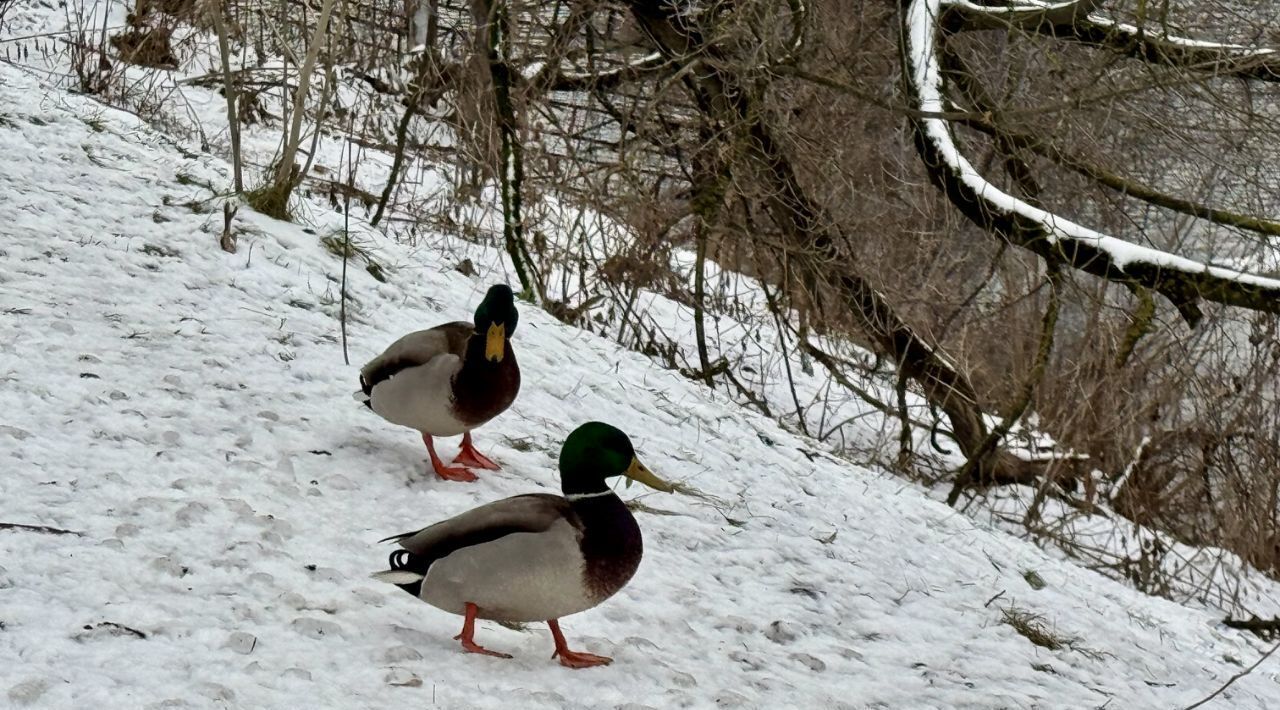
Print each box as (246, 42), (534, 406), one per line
(2, 63), (1279, 710)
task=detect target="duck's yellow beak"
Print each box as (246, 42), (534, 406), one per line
(485, 322), (505, 362)
(623, 457), (675, 492)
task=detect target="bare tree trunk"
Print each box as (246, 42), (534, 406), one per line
(254, 0), (337, 220)
(208, 0), (242, 192)
(479, 0), (535, 297)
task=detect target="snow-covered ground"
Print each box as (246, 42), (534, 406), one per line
(3, 57), (1280, 710)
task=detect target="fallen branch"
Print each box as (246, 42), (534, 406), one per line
(1224, 616), (1280, 640)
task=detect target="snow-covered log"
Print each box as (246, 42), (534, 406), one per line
(942, 0), (1280, 82)
(902, 0), (1280, 325)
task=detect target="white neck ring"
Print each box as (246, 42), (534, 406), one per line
(565, 490), (615, 502)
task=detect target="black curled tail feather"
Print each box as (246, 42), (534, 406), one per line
(387, 549), (428, 597)
(389, 549), (415, 571)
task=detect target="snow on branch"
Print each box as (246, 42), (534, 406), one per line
(942, 0), (1280, 82)
(942, 0), (1104, 29)
(543, 51), (669, 91)
(902, 0), (1280, 324)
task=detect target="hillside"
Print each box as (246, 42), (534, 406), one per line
(2, 58), (1280, 709)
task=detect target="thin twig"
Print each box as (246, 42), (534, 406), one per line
(1182, 641), (1280, 710)
(340, 116), (354, 366)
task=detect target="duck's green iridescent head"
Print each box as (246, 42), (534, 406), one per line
(558, 422), (673, 496)
(473, 284), (518, 362)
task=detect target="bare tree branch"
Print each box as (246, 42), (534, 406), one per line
(943, 0), (1280, 82)
(902, 0), (1280, 326)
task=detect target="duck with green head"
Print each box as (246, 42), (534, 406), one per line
(357, 284), (520, 482)
(371, 422), (673, 667)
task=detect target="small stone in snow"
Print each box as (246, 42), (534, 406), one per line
(226, 631), (257, 655)
(109, 390), (128, 400)
(257, 410), (280, 421)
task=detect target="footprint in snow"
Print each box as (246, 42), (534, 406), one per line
(290, 616), (344, 640)
(383, 645), (423, 663)
(791, 652), (826, 672)
(7, 679), (49, 707)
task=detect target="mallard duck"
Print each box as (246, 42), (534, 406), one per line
(371, 422), (673, 668)
(358, 284), (520, 482)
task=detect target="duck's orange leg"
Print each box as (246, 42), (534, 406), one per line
(424, 434), (478, 482)
(452, 431), (501, 471)
(548, 619), (611, 668)
(453, 603), (512, 658)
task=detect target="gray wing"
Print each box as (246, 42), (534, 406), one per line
(360, 321), (473, 394)
(383, 493), (576, 560)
